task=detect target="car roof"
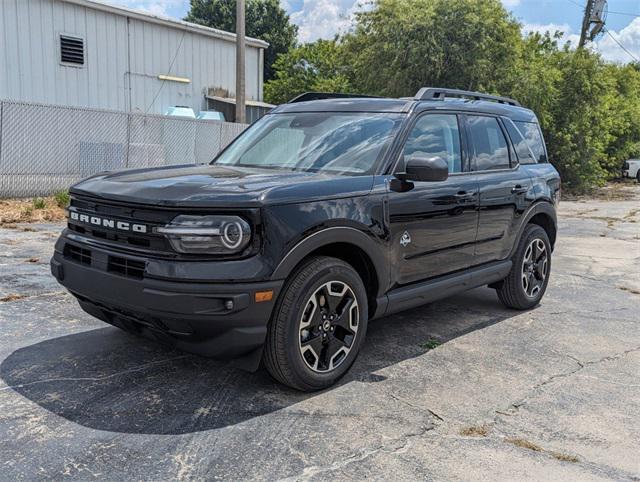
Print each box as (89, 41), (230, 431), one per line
(271, 97), (538, 123)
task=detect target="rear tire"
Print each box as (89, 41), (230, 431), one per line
(497, 224), (551, 310)
(263, 256), (368, 391)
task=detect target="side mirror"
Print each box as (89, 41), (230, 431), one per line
(403, 156), (449, 182)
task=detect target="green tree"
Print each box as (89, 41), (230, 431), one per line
(506, 34), (640, 190)
(185, 0), (298, 82)
(263, 0), (640, 191)
(264, 40), (354, 104)
(342, 0), (522, 97)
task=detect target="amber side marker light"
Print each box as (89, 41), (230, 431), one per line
(255, 290), (274, 303)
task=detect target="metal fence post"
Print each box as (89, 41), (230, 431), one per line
(0, 101), (4, 197)
(125, 112), (131, 169)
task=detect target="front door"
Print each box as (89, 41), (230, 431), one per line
(388, 113), (479, 286)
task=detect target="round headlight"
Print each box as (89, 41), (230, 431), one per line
(221, 221), (244, 249)
(155, 215), (251, 254)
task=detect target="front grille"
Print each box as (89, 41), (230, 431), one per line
(108, 256), (146, 279)
(68, 223), (152, 248)
(68, 196), (173, 254)
(64, 244), (92, 265)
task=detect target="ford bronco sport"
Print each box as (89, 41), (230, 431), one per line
(51, 88), (560, 391)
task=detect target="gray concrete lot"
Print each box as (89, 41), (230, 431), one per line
(0, 187), (638, 481)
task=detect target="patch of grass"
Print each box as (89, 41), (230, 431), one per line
(420, 337), (441, 350)
(506, 438), (543, 452)
(459, 425), (489, 437)
(0, 294), (27, 302)
(54, 190), (70, 208)
(0, 197), (66, 226)
(505, 438), (578, 462)
(550, 451), (579, 463)
(32, 197), (47, 210)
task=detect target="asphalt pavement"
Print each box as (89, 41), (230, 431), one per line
(0, 186), (638, 481)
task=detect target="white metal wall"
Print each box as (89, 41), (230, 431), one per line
(0, 0), (264, 115)
(127, 17), (262, 113)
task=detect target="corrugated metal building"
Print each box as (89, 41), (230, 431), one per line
(0, 0), (271, 120)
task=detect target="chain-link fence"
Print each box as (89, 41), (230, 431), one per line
(0, 100), (248, 198)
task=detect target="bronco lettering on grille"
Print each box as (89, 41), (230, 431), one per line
(70, 211), (148, 233)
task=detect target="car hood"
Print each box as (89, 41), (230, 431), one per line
(70, 164), (375, 207)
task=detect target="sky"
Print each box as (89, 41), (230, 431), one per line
(110, 0), (640, 63)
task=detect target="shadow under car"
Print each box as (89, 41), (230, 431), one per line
(0, 287), (521, 435)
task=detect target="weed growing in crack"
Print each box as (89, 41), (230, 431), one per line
(419, 337), (441, 350)
(459, 425), (489, 437)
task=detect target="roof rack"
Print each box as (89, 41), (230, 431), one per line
(288, 92), (381, 103)
(415, 87), (521, 106)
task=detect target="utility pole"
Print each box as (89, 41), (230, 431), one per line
(578, 0), (595, 48)
(235, 0), (246, 124)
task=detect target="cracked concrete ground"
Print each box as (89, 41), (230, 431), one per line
(0, 187), (638, 481)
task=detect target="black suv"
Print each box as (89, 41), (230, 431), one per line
(51, 88), (560, 391)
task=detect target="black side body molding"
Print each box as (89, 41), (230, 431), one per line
(377, 260), (512, 318)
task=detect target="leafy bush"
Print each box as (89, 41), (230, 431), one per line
(32, 198), (46, 210)
(54, 190), (70, 208)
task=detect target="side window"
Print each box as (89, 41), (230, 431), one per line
(503, 119), (536, 164)
(402, 114), (463, 173)
(467, 116), (510, 171)
(514, 121), (547, 163)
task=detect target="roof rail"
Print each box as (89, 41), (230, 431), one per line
(415, 87), (521, 106)
(288, 92), (381, 103)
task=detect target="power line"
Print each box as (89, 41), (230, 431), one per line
(146, 26), (189, 113)
(603, 27), (639, 62)
(566, 0), (584, 9)
(607, 10), (640, 18)
(566, 0), (639, 18)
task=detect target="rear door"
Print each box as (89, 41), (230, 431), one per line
(465, 114), (533, 264)
(388, 112), (480, 285)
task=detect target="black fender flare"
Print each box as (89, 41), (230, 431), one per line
(510, 201), (557, 257)
(270, 226), (389, 297)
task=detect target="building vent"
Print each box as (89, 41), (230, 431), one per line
(60, 35), (84, 65)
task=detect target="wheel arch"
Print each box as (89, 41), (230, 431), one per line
(512, 202), (557, 257)
(271, 227), (388, 317)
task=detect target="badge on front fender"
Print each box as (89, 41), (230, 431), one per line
(400, 231), (411, 247)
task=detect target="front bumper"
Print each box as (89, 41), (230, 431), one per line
(51, 235), (283, 361)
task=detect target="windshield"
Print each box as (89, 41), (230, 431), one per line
(213, 112), (403, 175)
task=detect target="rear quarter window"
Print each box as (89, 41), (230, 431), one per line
(514, 121), (547, 163)
(503, 119), (536, 164)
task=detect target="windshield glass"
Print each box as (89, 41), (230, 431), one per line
(213, 112), (403, 175)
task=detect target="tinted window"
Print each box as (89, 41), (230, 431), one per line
(403, 114), (462, 173)
(504, 119), (536, 164)
(215, 112), (403, 175)
(514, 121), (547, 163)
(467, 116), (510, 171)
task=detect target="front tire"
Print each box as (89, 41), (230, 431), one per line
(496, 224), (551, 310)
(263, 256), (368, 391)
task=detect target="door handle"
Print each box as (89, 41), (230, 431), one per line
(453, 191), (476, 204)
(454, 191), (476, 201)
(511, 185), (528, 194)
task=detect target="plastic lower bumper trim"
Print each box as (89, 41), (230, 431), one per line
(51, 252), (283, 359)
